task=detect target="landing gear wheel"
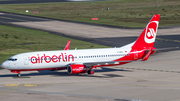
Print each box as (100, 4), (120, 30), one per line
(90, 70), (94, 74)
(17, 73), (21, 77)
(87, 70), (94, 74)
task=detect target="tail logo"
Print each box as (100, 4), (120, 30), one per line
(144, 21), (158, 43)
(146, 28), (155, 39)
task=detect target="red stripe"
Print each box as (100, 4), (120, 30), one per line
(10, 67), (67, 72)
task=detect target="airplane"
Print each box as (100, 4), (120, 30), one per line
(1, 14), (160, 77)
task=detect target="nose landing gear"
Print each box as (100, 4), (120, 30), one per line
(11, 70), (21, 77)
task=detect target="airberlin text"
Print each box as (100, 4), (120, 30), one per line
(30, 53), (74, 64)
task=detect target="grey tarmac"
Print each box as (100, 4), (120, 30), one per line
(12, 21), (180, 38)
(0, 50), (180, 101)
(0, 13), (180, 101)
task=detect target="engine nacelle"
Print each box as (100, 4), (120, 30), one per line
(67, 64), (87, 74)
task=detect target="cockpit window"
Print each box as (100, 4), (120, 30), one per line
(8, 58), (17, 61)
(8, 59), (12, 61)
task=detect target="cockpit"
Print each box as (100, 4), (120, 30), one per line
(8, 58), (17, 61)
(1, 57), (18, 69)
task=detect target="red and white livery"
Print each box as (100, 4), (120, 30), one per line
(1, 14), (160, 77)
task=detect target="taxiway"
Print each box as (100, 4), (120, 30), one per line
(0, 12), (180, 101)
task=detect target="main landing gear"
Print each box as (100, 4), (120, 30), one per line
(17, 73), (21, 77)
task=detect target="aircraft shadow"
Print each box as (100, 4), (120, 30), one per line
(0, 67), (132, 78)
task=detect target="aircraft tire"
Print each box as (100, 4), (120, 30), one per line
(17, 73), (21, 77)
(87, 70), (94, 74)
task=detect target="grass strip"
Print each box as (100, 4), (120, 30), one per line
(0, 24), (109, 65)
(0, 0), (180, 27)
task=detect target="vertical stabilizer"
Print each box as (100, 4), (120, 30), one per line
(132, 14), (160, 49)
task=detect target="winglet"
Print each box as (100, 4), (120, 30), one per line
(64, 40), (71, 50)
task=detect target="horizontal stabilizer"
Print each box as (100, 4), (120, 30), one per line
(141, 49), (153, 61)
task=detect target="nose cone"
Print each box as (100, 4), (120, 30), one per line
(1, 61), (9, 69)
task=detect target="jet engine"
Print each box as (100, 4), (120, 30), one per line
(67, 64), (87, 74)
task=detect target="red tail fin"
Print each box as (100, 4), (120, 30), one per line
(132, 14), (160, 49)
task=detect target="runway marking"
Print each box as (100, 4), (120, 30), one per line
(174, 40), (180, 42)
(60, 83), (180, 87)
(24, 84), (38, 87)
(0, 86), (18, 96)
(5, 84), (19, 86)
(116, 67), (180, 73)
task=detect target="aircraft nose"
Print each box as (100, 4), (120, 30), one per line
(1, 61), (9, 69)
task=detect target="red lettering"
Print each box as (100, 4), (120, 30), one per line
(30, 53), (74, 64)
(68, 54), (74, 61)
(65, 53), (67, 62)
(52, 55), (58, 63)
(61, 53), (65, 62)
(31, 56), (37, 64)
(59, 55), (61, 62)
(41, 55), (44, 63)
(37, 54), (40, 63)
(44, 54), (51, 63)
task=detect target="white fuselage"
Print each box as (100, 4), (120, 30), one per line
(1, 43), (132, 71)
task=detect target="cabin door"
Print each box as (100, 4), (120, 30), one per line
(134, 50), (138, 59)
(24, 56), (29, 65)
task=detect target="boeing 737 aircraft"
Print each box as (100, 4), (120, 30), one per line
(1, 14), (160, 77)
